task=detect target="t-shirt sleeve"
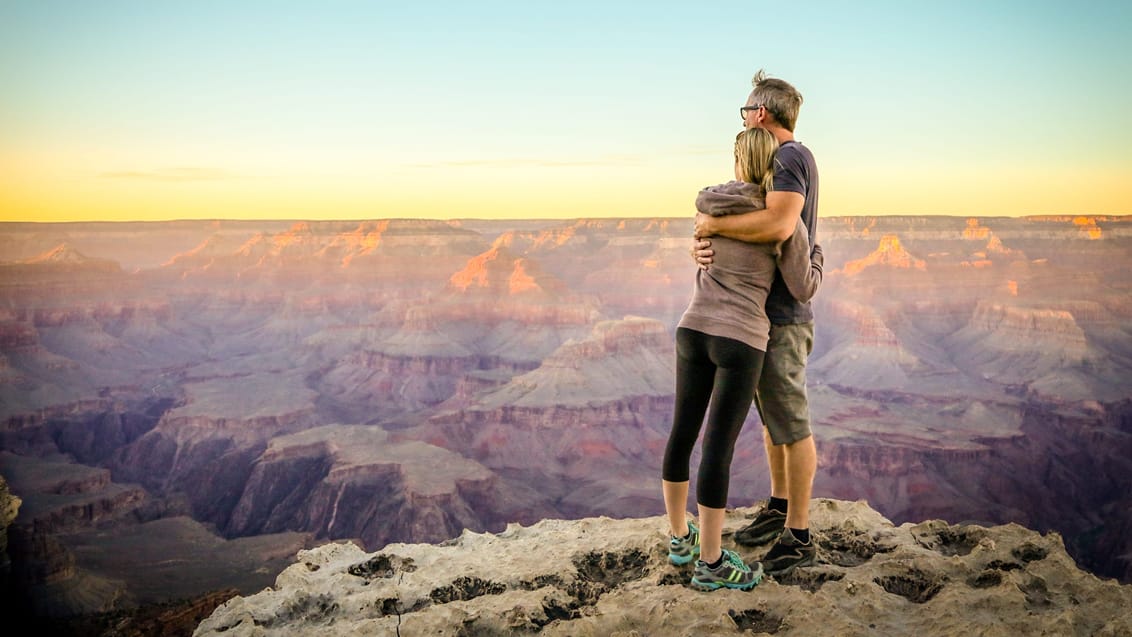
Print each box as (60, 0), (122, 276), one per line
(773, 145), (808, 196)
(776, 218), (822, 303)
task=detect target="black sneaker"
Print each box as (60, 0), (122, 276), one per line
(733, 506), (786, 546)
(762, 527), (816, 577)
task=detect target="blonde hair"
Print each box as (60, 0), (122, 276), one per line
(751, 69), (803, 132)
(734, 127), (778, 192)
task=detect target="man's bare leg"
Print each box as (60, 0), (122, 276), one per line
(783, 434), (816, 530)
(762, 434), (819, 575)
(763, 428), (787, 500)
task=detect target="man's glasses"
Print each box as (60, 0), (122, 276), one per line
(740, 105), (763, 119)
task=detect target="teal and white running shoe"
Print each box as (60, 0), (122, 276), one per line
(668, 520), (700, 565)
(690, 549), (763, 591)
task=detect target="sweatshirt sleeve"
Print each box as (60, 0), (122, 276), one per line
(776, 219), (824, 303)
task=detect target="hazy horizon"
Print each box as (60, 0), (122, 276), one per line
(4, 212), (1131, 227)
(2, 1), (1131, 223)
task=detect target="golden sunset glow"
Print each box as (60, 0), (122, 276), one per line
(2, 3), (1130, 222)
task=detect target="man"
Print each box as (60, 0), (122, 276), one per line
(691, 69), (820, 577)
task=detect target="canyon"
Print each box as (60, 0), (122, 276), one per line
(0, 215), (1130, 631)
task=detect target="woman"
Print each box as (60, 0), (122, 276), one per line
(661, 127), (823, 591)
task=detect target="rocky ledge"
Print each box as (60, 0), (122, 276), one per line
(192, 499), (1132, 637)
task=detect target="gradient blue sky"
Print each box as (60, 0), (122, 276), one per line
(2, 0), (1130, 221)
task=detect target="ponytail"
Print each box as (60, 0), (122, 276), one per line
(734, 128), (779, 192)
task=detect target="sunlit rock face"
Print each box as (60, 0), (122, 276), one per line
(840, 234), (927, 275)
(0, 214), (1130, 628)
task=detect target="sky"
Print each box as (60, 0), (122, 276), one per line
(1, 0), (1130, 222)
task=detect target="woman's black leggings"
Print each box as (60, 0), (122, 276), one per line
(663, 327), (765, 509)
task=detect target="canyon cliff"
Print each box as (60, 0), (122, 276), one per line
(192, 499), (1132, 637)
(1, 215), (1130, 635)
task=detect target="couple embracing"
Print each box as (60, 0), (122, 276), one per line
(661, 70), (822, 591)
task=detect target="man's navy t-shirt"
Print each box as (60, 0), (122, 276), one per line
(765, 140), (819, 324)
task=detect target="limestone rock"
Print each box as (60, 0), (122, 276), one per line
(192, 499), (1132, 637)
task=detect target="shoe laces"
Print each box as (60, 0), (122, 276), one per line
(723, 550), (750, 572)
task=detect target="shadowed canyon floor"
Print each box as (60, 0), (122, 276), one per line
(1, 215), (1131, 634)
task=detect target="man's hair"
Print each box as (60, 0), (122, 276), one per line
(751, 69), (803, 132)
(734, 128), (778, 192)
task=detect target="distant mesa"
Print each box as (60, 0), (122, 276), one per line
(158, 220), (489, 280)
(330, 221), (389, 266)
(224, 424), (526, 548)
(162, 233), (249, 268)
(489, 229), (537, 253)
(963, 218), (991, 240)
(840, 234), (927, 275)
(152, 370), (319, 446)
(21, 243), (120, 270)
(813, 301), (932, 390)
(945, 301), (1101, 395)
(472, 316), (674, 410)
(0, 243), (123, 284)
(270, 221), (315, 251)
(985, 234), (1014, 255)
(257, 424), (492, 498)
(27, 243), (89, 264)
(1073, 216), (1103, 240)
(960, 219), (1022, 264)
(448, 246), (567, 297)
(964, 302), (1088, 353)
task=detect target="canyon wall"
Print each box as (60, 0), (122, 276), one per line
(1, 215), (1130, 624)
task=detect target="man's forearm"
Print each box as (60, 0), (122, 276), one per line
(694, 190), (804, 244)
(707, 208), (795, 243)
